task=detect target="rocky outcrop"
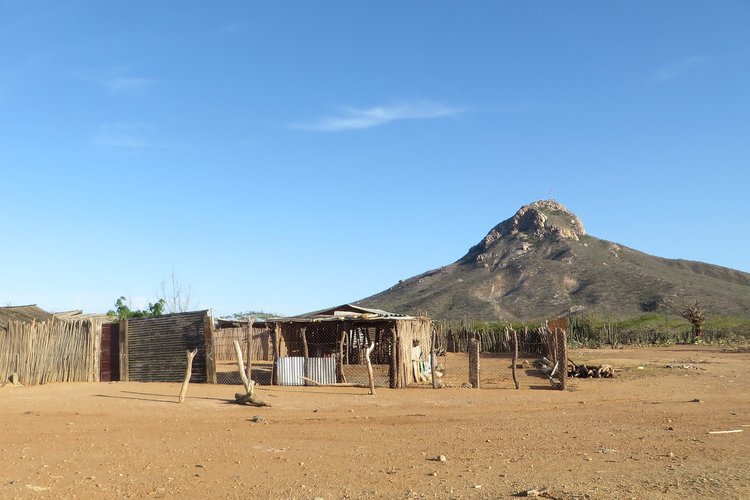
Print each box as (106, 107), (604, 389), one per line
(463, 200), (585, 266)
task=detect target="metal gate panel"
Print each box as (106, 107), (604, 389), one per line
(275, 357), (337, 385)
(307, 357), (336, 384)
(276, 356), (304, 386)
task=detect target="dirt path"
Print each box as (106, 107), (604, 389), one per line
(1, 346), (748, 499)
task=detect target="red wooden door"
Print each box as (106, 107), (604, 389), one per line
(100, 323), (120, 381)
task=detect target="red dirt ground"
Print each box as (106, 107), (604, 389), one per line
(1, 345), (748, 499)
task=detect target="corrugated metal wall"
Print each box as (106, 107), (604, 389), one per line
(275, 356), (337, 386)
(127, 311), (207, 383)
(307, 357), (336, 384)
(276, 356), (304, 386)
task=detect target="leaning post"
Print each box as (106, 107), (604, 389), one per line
(178, 348), (199, 403)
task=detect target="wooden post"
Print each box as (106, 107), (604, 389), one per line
(365, 341), (376, 395)
(301, 326), (309, 384)
(272, 322), (281, 385)
(119, 319), (129, 382)
(337, 329), (347, 383)
(468, 338), (480, 389)
(178, 348), (198, 403)
(430, 327), (437, 389)
(11, 353), (19, 386)
(511, 327), (520, 390)
(556, 328), (567, 391)
(389, 326), (398, 388)
(232, 340), (271, 407)
(204, 312), (217, 384)
(233, 340), (253, 396)
(245, 318), (254, 385)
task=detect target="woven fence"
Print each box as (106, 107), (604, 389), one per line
(0, 319), (101, 386)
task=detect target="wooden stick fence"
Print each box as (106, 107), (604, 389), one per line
(436, 323), (547, 355)
(0, 319), (101, 386)
(540, 323), (567, 390)
(213, 326), (273, 361)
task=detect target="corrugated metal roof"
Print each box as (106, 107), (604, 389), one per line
(54, 310), (113, 322)
(0, 305), (54, 329)
(272, 303), (419, 322)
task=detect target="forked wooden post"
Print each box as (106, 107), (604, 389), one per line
(233, 339), (253, 396)
(178, 348), (199, 403)
(232, 339), (269, 406)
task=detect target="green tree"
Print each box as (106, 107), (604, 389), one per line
(225, 310), (279, 321)
(107, 296), (166, 320)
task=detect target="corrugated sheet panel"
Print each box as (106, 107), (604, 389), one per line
(307, 357), (336, 384)
(0, 305), (53, 329)
(127, 311), (207, 383)
(276, 356), (304, 386)
(275, 356), (337, 386)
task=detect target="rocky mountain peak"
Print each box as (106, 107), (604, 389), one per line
(459, 200), (586, 266)
(474, 200), (585, 250)
(503, 200), (585, 241)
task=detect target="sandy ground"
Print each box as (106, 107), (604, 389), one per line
(1, 345), (749, 499)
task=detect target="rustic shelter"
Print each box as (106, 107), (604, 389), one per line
(270, 304), (432, 388)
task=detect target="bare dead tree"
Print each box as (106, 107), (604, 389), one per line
(159, 270), (196, 313)
(680, 300), (706, 338)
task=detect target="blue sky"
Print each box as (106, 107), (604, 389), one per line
(2, 1), (749, 316)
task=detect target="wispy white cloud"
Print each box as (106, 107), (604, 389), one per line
(290, 100), (464, 131)
(653, 56), (707, 82)
(90, 123), (156, 149)
(74, 66), (157, 95)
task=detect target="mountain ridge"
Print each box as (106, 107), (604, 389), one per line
(357, 200), (750, 320)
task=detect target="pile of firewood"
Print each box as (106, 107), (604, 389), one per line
(532, 357), (615, 386)
(533, 357), (564, 387)
(568, 360), (614, 378)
